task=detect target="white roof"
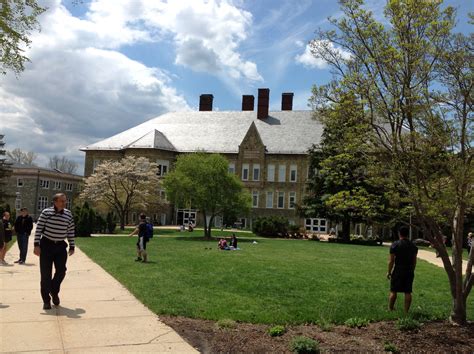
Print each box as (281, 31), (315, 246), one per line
(81, 110), (323, 154)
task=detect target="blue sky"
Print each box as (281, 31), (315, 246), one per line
(0, 0), (471, 174)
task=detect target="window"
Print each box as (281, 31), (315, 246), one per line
(38, 196), (48, 211)
(66, 199), (72, 210)
(277, 191), (285, 208)
(53, 181), (61, 190)
(253, 164), (260, 181)
(266, 191), (273, 208)
(267, 164), (275, 182)
(290, 165), (297, 182)
(228, 162), (235, 174)
(17, 178), (24, 187)
(65, 183), (73, 191)
(252, 191), (259, 208)
(278, 165), (286, 182)
(156, 159), (169, 177)
(242, 163), (249, 181)
(305, 218), (327, 233)
(289, 192), (296, 209)
(93, 159), (103, 172)
(15, 194), (21, 210)
(40, 179), (49, 189)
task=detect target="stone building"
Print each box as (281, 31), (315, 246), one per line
(81, 89), (328, 233)
(5, 164), (83, 220)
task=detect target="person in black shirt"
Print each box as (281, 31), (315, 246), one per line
(129, 213), (148, 263)
(387, 226), (418, 313)
(0, 212), (13, 265)
(14, 208), (34, 264)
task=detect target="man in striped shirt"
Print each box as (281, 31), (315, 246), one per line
(34, 193), (75, 310)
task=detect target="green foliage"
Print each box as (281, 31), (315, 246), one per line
(74, 202), (102, 237)
(268, 325), (286, 337)
(216, 319), (237, 329)
(317, 318), (334, 332)
(397, 317), (421, 331)
(289, 336), (319, 354)
(0, 0), (46, 75)
(384, 341), (399, 353)
(163, 153), (251, 237)
(252, 216), (289, 237)
(344, 317), (369, 328)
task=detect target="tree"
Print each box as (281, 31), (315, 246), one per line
(304, 92), (395, 241)
(309, 0), (473, 324)
(6, 148), (37, 165)
(0, 134), (12, 205)
(163, 153), (251, 238)
(48, 155), (78, 174)
(0, 0), (46, 75)
(80, 156), (160, 230)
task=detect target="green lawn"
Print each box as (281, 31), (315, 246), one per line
(76, 234), (474, 325)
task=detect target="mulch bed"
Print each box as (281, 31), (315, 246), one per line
(160, 315), (474, 353)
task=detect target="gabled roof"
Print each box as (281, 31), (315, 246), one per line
(81, 110), (323, 155)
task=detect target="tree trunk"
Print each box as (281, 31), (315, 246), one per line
(341, 217), (350, 242)
(203, 211), (211, 239)
(450, 296), (467, 325)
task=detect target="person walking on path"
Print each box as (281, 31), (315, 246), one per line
(387, 226), (418, 314)
(14, 207), (34, 264)
(34, 193), (75, 310)
(0, 219), (5, 265)
(129, 213), (148, 263)
(0, 211), (13, 265)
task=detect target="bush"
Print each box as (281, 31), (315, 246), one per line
(268, 325), (286, 337)
(344, 317), (369, 328)
(289, 336), (320, 354)
(252, 216), (289, 237)
(106, 212), (117, 234)
(317, 318), (334, 332)
(384, 341), (399, 353)
(216, 319), (237, 329)
(397, 317), (421, 331)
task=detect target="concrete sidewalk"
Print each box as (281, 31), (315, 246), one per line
(417, 249), (468, 275)
(0, 233), (197, 353)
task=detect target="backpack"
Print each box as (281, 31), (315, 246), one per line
(145, 222), (154, 239)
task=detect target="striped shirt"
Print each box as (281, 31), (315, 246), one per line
(34, 207), (75, 248)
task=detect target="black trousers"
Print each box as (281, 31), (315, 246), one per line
(39, 237), (68, 304)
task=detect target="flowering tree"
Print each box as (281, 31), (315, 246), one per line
(81, 156), (160, 230)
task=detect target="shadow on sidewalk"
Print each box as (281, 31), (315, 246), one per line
(41, 306), (86, 319)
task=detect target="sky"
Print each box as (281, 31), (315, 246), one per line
(0, 0), (471, 175)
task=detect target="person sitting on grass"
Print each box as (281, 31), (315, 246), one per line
(230, 234), (238, 249)
(218, 238), (230, 250)
(128, 214), (148, 263)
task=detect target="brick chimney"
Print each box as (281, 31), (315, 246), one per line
(199, 94), (213, 111)
(257, 88), (270, 119)
(281, 92), (294, 111)
(242, 95), (254, 111)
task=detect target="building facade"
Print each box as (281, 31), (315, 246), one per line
(5, 164), (83, 220)
(82, 89), (328, 232)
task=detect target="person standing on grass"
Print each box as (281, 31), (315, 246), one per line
(387, 226), (418, 313)
(0, 211), (13, 265)
(34, 193), (75, 310)
(14, 208), (34, 264)
(129, 213), (148, 263)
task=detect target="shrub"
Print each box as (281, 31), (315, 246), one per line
(344, 317), (369, 328)
(216, 319), (237, 329)
(268, 325), (286, 337)
(317, 318), (334, 332)
(289, 336), (320, 354)
(252, 216), (289, 237)
(106, 212), (117, 234)
(397, 317), (421, 331)
(384, 341), (399, 353)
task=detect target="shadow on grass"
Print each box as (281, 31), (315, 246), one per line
(173, 236), (262, 243)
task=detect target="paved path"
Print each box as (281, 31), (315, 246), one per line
(416, 249), (468, 275)
(0, 231), (197, 353)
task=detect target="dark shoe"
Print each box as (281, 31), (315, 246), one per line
(14, 259), (20, 263)
(18, 260), (25, 265)
(135, 257), (142, 262)
(43, 302), (52, 310)
(51, 293), (60, 306)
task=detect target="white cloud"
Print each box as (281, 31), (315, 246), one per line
(295, 41), (351, 69)
(0, 0), (189, 174)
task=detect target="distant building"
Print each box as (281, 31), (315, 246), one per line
(81, 89), (328, 233)
(5, 164), (83, 220)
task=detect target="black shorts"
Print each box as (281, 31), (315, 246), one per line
(391, 268), (415, 293)
(136, 236), (148, 251)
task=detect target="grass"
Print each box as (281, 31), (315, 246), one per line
(6, 236), (17, 251)
(76, 233), (474, 325)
